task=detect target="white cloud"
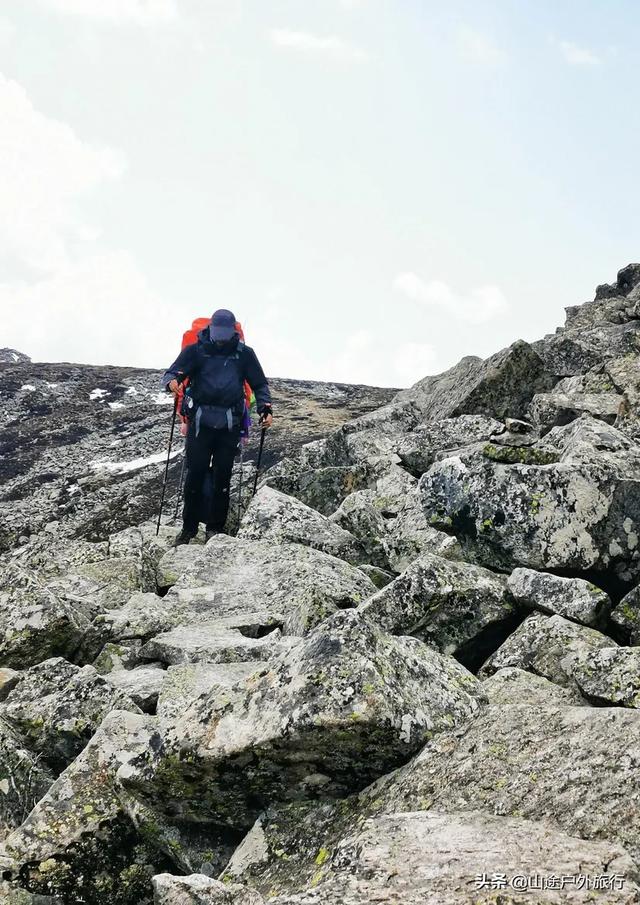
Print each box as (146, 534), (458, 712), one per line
(0, 15), (16, 44)
(458, 26), (507, 67)
(0, 72), (125, 272)
(269, 28), (368, 63)
(38, 0), (179, 25)
(393, 272), (509, 324)
(0, 251), (178, 368)
(559, 41), (601, 66)
(393, 342), (439, 384)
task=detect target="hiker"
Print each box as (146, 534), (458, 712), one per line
(162, 309), (273, 545)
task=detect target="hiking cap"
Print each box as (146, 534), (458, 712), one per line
(210, 309), (237, 341)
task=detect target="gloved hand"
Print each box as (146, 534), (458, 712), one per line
(258, 404), (273, 429)
(167, 374), (186, 397)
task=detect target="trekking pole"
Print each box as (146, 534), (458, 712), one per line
(236, 441), (245, 526)
(252, 427), (267, 496)
(156, 396), (179, 536)
(173, 452), (186, 522)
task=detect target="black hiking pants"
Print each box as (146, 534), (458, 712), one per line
(183, 423), (240, 534)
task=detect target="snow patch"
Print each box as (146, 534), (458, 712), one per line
(108, 401), (125, 411)
(21, 384), (36, 392)
(151, 392), (175, 405)
(90, 449), (181, 475)
(125, 387), (138, 396)
(89, 388), (109, 401)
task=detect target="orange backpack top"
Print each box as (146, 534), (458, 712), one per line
(177, 318), (254, 436)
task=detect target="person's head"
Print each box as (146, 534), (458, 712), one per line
(210, 309), (237, 346)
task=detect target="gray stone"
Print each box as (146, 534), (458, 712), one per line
(479, 612), (616, 695)
(393, 414), (503, 475)
(105, 666), (167, 712)
(356, 564), (394, 588)
(0, 717), (54, 839)
(140, 621), (290, 667)
(611, 583), (640, 643)
(483, 667), (586, 707)
(1, 710), (173, 904)
(361, 552), (516, 669)
(263, 452), (369, 516)
(238, 486), (368, 566)
(252, 811), (639, 905)
(156, 545), (202, 592)
(507, 567), (610, 627)
(365, 700), (640, 867)
(568, 646), (640, 708)
(119, 611), (485, 831)
(165, 536), (376, 636)
(383, 486), (462, 573)
(369, 464), (417, 517)
(0, 657), (141, 773)
(421, 425), (640, 582)
(530, 390), (624, 434)
(153, 874), (263, 904)
(0, 669), (20, 701)
(90, 592), (192, 649)
(0, 588), (89, 669)
(156, 663), (259, 724)
(328, 491), (389, 568)
(0, 884), (58, 904)
(93, 640), (144, 674)
(395, 341), (556, 422)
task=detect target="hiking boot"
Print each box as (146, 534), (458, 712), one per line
(205, 529), (220, 543)
(174, 529), (196, 547)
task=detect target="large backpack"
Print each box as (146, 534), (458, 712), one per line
(176, 318), (255, 439)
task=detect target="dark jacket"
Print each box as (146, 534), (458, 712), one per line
(161, 328), (272, 413)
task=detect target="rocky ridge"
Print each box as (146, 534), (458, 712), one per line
(1, 264), (640, 904)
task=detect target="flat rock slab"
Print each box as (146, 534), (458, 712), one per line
(268, 810), (640, 905)
(165, 535), (376, 635)
(368, 701), (640, 866)
(156, 663), (259, 723)
(507, 567), (610, 627)
(238, 486), (368, 566)
(361, 552), (516, 668)
(140, 622), (290, 666)
(483, 667), (586, 708)
(119, 611), (485, 830)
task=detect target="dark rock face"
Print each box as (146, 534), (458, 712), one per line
(0, 350), (31, 364)
(2, 267), (640, 905)
(394, 341), (557, 422)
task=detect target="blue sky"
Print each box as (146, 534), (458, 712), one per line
(1, 0), (639, 385)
